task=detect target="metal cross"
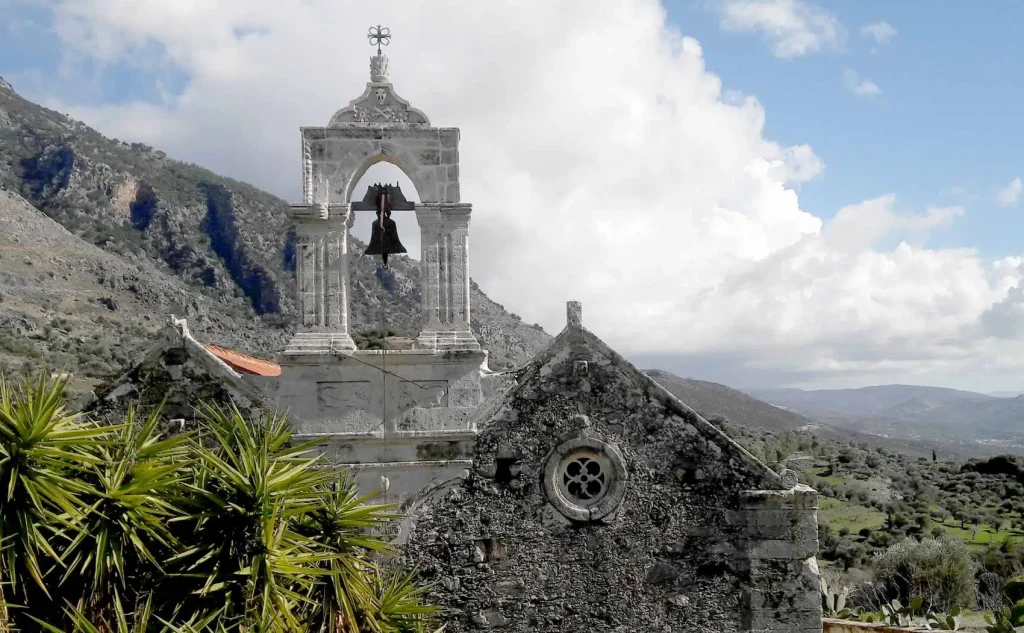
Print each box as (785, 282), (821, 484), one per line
(368, 25), (391, 55)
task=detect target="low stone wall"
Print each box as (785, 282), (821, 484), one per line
(823, 618), (931, 633)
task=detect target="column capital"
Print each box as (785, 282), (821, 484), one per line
(289, 203), (352, 225)
(416, 203), (472, 230)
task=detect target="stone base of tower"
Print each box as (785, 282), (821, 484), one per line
(415, 329), (481, 351)
(283, 332), (357, 355)
(277, 347), (488, 504)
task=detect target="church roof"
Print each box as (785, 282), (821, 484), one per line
(472, 301), (787, 491)
(201, 342), (281, 377)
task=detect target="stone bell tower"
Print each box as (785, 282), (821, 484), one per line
(275, 26), (488, 502)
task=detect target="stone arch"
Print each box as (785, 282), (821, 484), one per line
(340, 150), (436, 204)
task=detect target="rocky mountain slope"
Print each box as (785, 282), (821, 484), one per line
(0, 76), (550, 393)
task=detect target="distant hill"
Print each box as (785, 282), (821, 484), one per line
(645, 371), (970, 458)
(646, 371), (823, 432)
(749, 384), (1024, 452)
(0, 75), (550, 393)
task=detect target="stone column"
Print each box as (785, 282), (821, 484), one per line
(739, 485), (822, 633)
(416, 205), (443, 333)
(414, 203), (479, 350)
(448, 207), (471, 331)
(284, 204), (357, 354)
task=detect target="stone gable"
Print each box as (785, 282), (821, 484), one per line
(399, 303), (821, 632)
(86, 318), (270, 433)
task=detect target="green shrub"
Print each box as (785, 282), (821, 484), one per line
(872, 536), (977, 612)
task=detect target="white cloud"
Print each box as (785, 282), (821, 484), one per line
(843, 69), (882, 98)
(27, 0), (1024, 390)
(861, 21), (896, 44)
(996, 177), (1022, 206)
(718, 0), (845, 59)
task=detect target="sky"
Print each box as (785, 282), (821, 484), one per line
(1, 0), (1023, 393)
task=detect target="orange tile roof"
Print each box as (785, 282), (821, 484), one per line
(201, 342), (281, 377)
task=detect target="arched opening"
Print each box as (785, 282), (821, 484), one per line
(350, 161), (421, 261)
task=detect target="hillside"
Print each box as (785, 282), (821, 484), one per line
(645, 370), (824, 432)
(648, 371), (970, 458)
(751, 384), (1024, 451)
(0, 76), (550, 391)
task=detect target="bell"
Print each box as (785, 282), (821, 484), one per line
(363, 184), (407, 267)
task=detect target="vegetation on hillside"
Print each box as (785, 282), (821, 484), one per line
(713, 415), (1024, 624)
(0, 373), (441, 632)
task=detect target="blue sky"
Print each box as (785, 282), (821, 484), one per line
(3, 1), (1020, 255)
(663, 1), (1024, 257)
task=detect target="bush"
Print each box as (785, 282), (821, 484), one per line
(872, 536), (977, 612)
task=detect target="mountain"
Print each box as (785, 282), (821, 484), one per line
(749, 384), (994, 418)
(648, 371), (962, 458)
(749, 384), (1024, 451)
(0, 76), (550, 395)
(646, 371), (824, 432)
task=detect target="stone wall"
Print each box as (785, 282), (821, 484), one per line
(398, 316), (822, 632)
(741, 487), (822, 632)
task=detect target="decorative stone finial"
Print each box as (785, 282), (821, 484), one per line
(368, 25), (391, 83)
(779, 468), (799, 489)
(170, 315), (190, 340)
(567, 301), (582, 329)
(370, 55), (390, 83)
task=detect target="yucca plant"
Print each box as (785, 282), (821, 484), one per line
(0, 374), (110, 606)
(300, 480), (440, 632)
(365, 567), (441, 633)
(33, 592), (154, 633)
(59, 404), (192, 626)
(0, 373), (444, 632)
(165, 403), (347, 631)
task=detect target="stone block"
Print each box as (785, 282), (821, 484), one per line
(744, 585), (820, 611)
(439, 128), (459, 149)
(743, 607), (822, 631)
(742, 486), (818, 511)
(440, 149), (458, 165)
(418, 148), (441, 165)
(446, 165), (459, 182)
(746, 509), (819, 541)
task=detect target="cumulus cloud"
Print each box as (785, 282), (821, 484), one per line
(861, 21), (896, 44)
(996, 177), (1022, 206)
(717, 0), (845, 59)
(843, 69), (882, 98)
(22, 0), (1024, 389)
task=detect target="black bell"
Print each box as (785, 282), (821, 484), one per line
(362, 183), (408, 267)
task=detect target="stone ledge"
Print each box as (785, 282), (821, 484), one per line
(823, 618), (931, 633)
(339, 459), (473, 470)
(294, 429), (477, 442)
(742, 485), (819, 510)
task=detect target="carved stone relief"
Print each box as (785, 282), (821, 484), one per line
(318, 381), (372, 414)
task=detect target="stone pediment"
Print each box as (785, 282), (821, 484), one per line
(328, 81), (430, 129)
(468, 301), (788, 492)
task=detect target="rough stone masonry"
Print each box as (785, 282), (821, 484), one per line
(397, 302), (822, 632)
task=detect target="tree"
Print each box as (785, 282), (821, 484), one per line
(873, 536), (977, 612)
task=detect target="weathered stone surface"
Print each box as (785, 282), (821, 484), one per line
(399, 307), (821, 632)
(85, 319), (268, 431)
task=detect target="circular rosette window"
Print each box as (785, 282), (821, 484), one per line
(543, 435), (627, 522)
